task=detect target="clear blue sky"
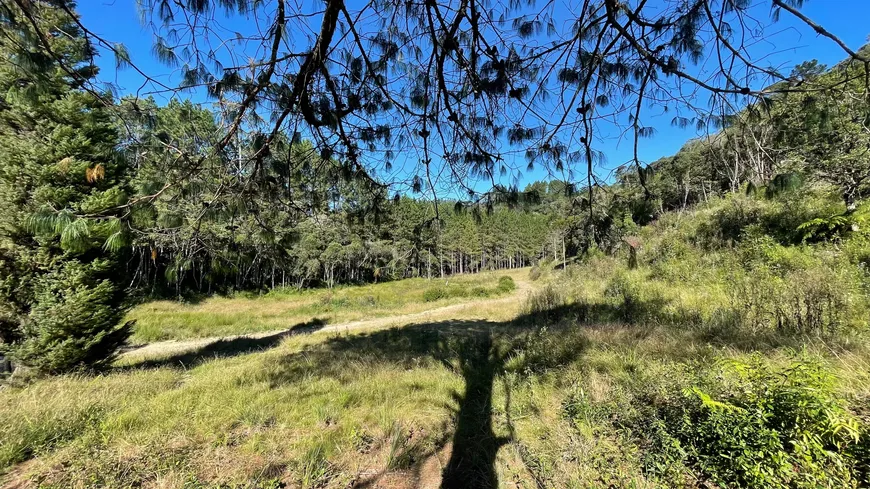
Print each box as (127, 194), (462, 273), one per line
(77, 0), (870, 191)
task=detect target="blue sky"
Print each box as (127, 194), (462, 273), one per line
(77, 0), (870, 191)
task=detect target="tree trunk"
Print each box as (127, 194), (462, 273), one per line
(562, 235), (566, 270)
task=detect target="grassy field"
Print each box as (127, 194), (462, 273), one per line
(126, 270), (522, 344)
(3, 262), (870, 488)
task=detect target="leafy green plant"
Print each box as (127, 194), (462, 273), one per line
(569, 359), (870, 488)
(798, 213), (851, 242)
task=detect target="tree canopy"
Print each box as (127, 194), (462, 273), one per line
(6, 0), (868, 211)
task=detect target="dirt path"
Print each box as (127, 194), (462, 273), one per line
(121, 275), (533, 361)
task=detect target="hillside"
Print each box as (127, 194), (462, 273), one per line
(3, 191), (870, 488)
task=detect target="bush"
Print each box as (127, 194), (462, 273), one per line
(695, 192), (846, 248)
(567, 358), (870, 488)
(843, 202), (870, 267)
(729, 267), (851, 336)
(725, 239), (863, 335)
(318, 293), (352, 309)
(646, 230), (703, 281)
(470, 286), (489, 297)
(504, 326), (588, 374)
(424, 279), (513, 302)
(695, 194), (767, 247)
(604, 271), (668, 324)
(423, 286), (449, 302)
(497, 276), (516, 293)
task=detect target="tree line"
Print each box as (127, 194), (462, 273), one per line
(118, 101), (561, 295)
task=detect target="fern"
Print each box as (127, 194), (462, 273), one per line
(687, 387), (744, 413)
(797, 214), (851, 241)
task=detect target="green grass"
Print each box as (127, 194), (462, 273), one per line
(5, 194), (870, 488)
(126, 269), (526, 344)
(3, 274), (870, 488)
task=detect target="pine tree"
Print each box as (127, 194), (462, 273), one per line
(0, 2), (131, 373)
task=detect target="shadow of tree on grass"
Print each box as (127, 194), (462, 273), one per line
(264, 307), (590, 488)
(123, 317), (328, 370)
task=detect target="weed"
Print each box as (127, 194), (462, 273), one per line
(298, 441), (332, 488)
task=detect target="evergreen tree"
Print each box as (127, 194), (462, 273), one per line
(0, 2), (131, 373)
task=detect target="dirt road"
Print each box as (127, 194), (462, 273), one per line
(121, 276), (533, 362)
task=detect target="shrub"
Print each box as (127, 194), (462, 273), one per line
(694, 191), (847, 248)
(470, 286), (489, 297)
(567, 359), (870, 488)
(505, 326), (588, 374)
(423, 287), (449, 302)
(424, 282), (487, 301)
(497, 276), (516, 293)
(564, 263), (583, 279)
(728, 267), (847, 336)
(725, 240), (862, 336)
(842, 202), (870, 267)
(604, 271), (668, 324)
(798, 213), (852, 242)
(645, 230), (713, 283)
(695, 194), (766, 247)
(447, 284), (470, 299)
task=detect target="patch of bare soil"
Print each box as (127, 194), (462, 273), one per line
(348, 443), (451, 489)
